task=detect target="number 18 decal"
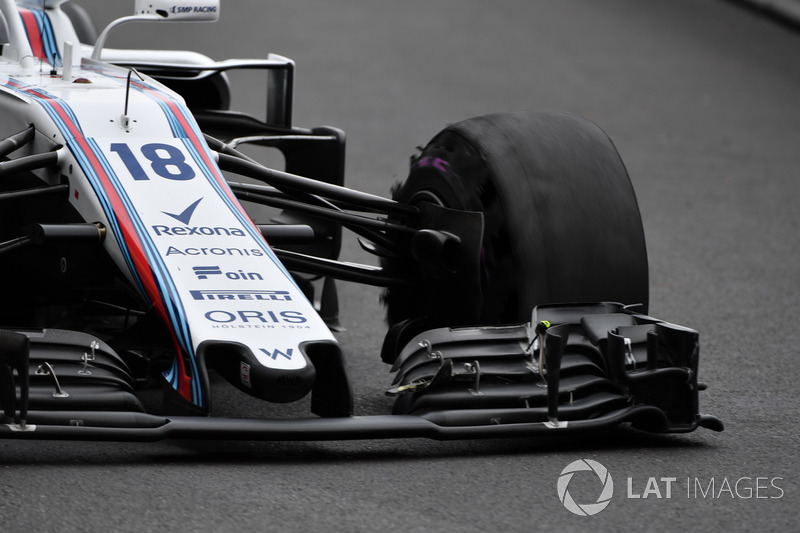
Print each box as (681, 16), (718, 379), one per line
(110, 142), (196, 181)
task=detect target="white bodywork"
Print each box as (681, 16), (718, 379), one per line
(0, 0), (334, 406)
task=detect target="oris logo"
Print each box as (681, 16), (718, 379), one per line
(204, 310), (307, 324)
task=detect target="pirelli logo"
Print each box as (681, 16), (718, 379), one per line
(189, 290), (293, 301)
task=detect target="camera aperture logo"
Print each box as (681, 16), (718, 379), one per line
(557, 459), (614, 516)
(558, 459), (785, 516)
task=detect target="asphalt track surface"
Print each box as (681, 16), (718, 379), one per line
(2, 1), (799, 531)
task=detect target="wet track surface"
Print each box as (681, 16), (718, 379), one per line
(2, 1), (799, 531)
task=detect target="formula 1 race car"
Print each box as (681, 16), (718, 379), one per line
(0, 0), (722, 442)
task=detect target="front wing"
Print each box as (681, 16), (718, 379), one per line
(0, 303), (723, 442)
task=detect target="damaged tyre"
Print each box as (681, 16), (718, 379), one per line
(385, 111), (649, 328)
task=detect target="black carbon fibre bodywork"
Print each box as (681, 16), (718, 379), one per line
(0, 303), (722, 442)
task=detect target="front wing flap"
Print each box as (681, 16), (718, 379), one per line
(0, 303), (723, 442)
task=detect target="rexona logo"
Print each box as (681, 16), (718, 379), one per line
(153, 225), (245, 237)
(557, 459), (614, 516)
(192, 266), (263, 280)
(154, 197), (245, 237)
(190, 290), (292, 301)
(163, 198), (202, 225)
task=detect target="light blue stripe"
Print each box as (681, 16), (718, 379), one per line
(2, 77), (204, 406)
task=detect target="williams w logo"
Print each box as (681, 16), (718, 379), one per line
(557, 459), (614, 516)
(260, 348), (293, 361)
